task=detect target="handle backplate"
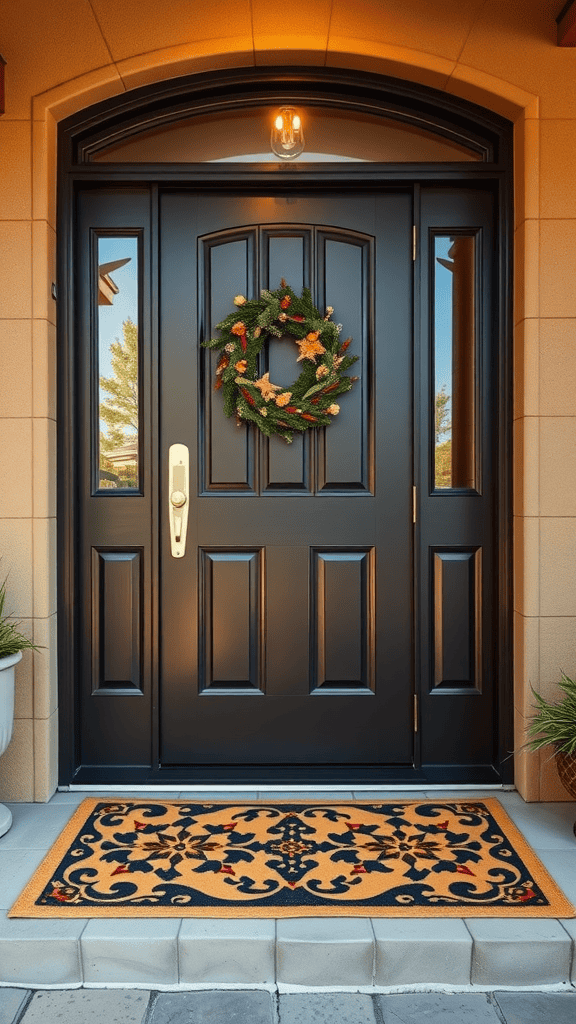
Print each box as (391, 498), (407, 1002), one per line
(169, 443), (189, 558)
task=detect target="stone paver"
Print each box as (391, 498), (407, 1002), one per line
(559, 918), (576, 980)
(373, 918), (472, 986)
(535, 849), (576, 904)
(20, 990), (149, 1024)
(377, 992), (502, 1023)
(180, 792), (259, 801)
(0, 850), (47, 911)
(1, 804), (78, 850)
(149, 990), (274, 1024)
(3, 989), (576, 1024)
(258, 791), (355, 801)
(278, 993), (377, 1023)
(500, 800), (576, 852)
(81, 918), (180, 984)
(277, 917), (374, 986)
(0, 914), (86, 985)
(494, 991), (576, 1024)
(466, 918), (572, 986)
(0, 988), (29, 1024)
(351, 791), (430, 800)
(179, 918), (275, 983)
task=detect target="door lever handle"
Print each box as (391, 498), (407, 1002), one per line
(169, 444), (189, 557)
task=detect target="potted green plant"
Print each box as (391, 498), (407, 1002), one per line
(0, 576), (39, 837)
(525, 672), (576, 804)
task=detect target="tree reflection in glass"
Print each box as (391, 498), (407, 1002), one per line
(434, 235), (476, 490)
(97, 238), (139, 490)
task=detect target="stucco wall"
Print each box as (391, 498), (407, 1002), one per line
(0, 0), (574, 801)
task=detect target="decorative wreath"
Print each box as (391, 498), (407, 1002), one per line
(203, 280), (358, 443)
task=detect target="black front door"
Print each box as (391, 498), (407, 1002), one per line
(73, 184), (501, 784)
(159, 193), (413, 768)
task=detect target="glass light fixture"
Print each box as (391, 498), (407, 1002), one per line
(270, 107), (305, 160)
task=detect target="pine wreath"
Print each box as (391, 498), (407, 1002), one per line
(202, 280), (359, 443)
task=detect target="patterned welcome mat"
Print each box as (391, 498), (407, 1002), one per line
(9, 798), (574, 918)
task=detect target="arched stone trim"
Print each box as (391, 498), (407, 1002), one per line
(31, 46), (539, 127)
(28, 50), (537, 797)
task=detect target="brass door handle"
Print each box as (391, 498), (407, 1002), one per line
(169, 444), (189, 557)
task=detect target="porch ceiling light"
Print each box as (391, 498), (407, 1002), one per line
(271, 106), (304, 160)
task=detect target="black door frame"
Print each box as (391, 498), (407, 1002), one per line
(57, 67), (514, 787)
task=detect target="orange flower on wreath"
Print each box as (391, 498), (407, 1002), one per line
(275, 391), (292, 407)
(231, 321), (248, 351)
(295, 332), (326, 363)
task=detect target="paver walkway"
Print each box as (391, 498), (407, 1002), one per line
(1, 988), (576, 1024)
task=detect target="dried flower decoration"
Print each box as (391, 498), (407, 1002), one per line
(202, 282), (358, 442)
(275, 391), (292, 407)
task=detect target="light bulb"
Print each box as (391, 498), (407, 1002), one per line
(271, 107), (305, 160)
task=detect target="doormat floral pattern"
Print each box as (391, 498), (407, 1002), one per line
(9, 798), (574, 918)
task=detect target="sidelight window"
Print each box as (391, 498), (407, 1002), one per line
(96, 235), (140, 491)
(433, 234), (478, 492)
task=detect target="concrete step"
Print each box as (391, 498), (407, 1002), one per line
(0, 790), (574, 989)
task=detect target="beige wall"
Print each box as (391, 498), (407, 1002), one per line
(0, 0), (575, 801)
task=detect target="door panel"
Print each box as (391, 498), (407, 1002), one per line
(417, 188), (496, 771)
(311, 548), (375, 691)
(77, 191), (153, 768)
(160, 193), (414, 767)
(261, 227), (311, 493)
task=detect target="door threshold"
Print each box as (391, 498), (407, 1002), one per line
(61, 783), (516, 793)
(64, 765), (508, 786)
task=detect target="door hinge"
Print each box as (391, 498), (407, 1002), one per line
(412, 485), (417, 524)
(412, 224), (417, 261)
(414, 693), (418, 733)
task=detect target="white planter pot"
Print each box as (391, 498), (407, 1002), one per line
(0, 650), (21, 838)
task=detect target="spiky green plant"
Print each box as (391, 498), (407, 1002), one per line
(526, 673), (576, 756)
(0, 578), (40, 659)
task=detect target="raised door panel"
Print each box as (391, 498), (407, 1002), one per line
(311, 548), (375, 692)
(200, 231), (257, 493)
(317, 232), (372, 493)
(91, 549), (143, 694)
(261, 227), (312, 493)
(199, 549), (264, 692)
(433, 549), (482, 691)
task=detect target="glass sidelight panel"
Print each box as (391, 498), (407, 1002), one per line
(97, 236), (140, 490)
(433, 234), (477, 491)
